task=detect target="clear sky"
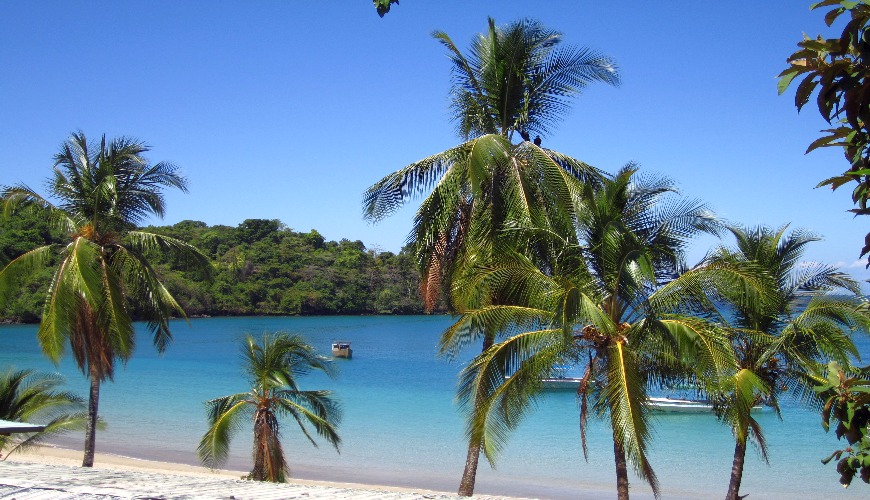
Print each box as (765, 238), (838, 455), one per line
(2, 1), (867, 279)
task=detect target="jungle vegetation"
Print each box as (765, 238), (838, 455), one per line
(0, 210), (427, 323)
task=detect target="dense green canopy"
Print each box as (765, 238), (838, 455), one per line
(0, 214), (427, 322)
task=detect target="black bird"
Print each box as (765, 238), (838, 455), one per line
(519, 130), (530, 142)
(533, 135), (542, 146)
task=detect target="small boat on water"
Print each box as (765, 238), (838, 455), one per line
(332, 341), (352, 359)
(648, 397), (714, 413)
(541, 377), (583, 390)
(648, 397), (765, 414)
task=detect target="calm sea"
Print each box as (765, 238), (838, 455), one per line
(1, 315), (867, 499)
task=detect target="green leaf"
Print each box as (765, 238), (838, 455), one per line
(778, 67), (807, 95)
(817, 174), (858, 190)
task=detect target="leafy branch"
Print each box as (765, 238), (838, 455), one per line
(817, 360), (870, 487)
(778, 0), (870, 264)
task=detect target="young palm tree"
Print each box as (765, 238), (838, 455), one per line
(198, 332), (341, 482)
(363, 18), (619, 495)
(709, 225), (870, 500)
(443, 167), (757, 500)
(0, 132), (210, 467)
(0, 368), (90, 459)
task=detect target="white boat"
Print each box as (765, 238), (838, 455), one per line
(648, 397), (714, 413)
(331, 341), (352, 359)
(541, 377), (583, 390)
(648, 397), (765, 414)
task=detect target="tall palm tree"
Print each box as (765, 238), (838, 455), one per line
(443, 167), (756, 500)
(0, 367), (90, 459)
(363, 18), (619, 495)
(198, 332), (341, 482)
(365, 18), (619, 311)
(0, 132), (210, 467)
(709, 225), (870, 500)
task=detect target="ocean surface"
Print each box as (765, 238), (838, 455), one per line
(1, 315), (868, 499)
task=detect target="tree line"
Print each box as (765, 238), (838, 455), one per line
(0, 211), (430, 323)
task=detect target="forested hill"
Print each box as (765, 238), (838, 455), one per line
(0, 212), (431, 323)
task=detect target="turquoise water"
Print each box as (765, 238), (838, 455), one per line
(0, 315), (867, 499)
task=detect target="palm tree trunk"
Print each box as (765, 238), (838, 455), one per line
(82, 366), (101, 467)
(726, 431), (748, 500)
(613, 435), (630, 500)
(457, 333), (495, 497)
(458, 442), (482, 496)
(251, 409), (268, 481)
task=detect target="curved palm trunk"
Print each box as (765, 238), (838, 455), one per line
(725, 426), (749, 500)
(613, 435), (630, 500)
(82, 366), (101, 467)
(457, 333), (495, 497)
(250, 407), (287, 482)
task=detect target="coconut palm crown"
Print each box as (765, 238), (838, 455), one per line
(363, 17), (620, 312)
(198, 332), (341, 482)
(708, 225), (870, 500)
(436, 17), (620, 141)
(0, 131), (210, 466)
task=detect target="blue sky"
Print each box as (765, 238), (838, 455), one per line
(2, 1), (866, 278)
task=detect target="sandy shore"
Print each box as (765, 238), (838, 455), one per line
(4, 445), (525, 498)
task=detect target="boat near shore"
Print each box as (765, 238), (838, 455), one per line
(534, 387), (764, 415)
(331, 341), (352, 358)
(648, 396), (765, 414)
(648, 397), (714, 413)
(541, 377), (583, 390)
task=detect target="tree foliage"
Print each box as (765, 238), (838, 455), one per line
(445, 167), (738, 500)
(374, 0), (399, 17)
(0, 132), (210, 467)
(0, 215), (426, 321)
(707, 224), (869, 499)
(0, 367), (91, 458)
(198, 332), (341, 482)
(363, 18), (620, 497)
(778, 0), (870, 264)
(817, 360), (870, 487)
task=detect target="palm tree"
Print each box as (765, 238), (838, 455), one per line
(0, 131), (210, 467)
(443, 167), (755, 500)
(708, 225), (870, 500)
(363, 18), (619, 495)
(198, 332), (341, 482)
(365, 18), (619, 310)
(0, 367), (90, 459)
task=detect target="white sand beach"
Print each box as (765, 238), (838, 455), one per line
(2, 445), (531, 499)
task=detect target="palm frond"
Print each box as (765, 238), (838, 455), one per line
(125, 231), (213, 277)
(0, 368), (90, 458)
(0, 245), (55, 307)
(363, 143), (472, 222)
(458, 327), (564, 463)
(197, 394), (251, 469)
(439, 305), (553, 360)
(275, 391), (342, 451)
(649, 315), (735, 381)
(2, 185), (75, 235)
(602, 341), (659, 496)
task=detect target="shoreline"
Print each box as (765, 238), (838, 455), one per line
(3, 445), (512, 498)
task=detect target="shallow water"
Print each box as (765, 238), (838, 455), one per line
(1, 315), (867, 499)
